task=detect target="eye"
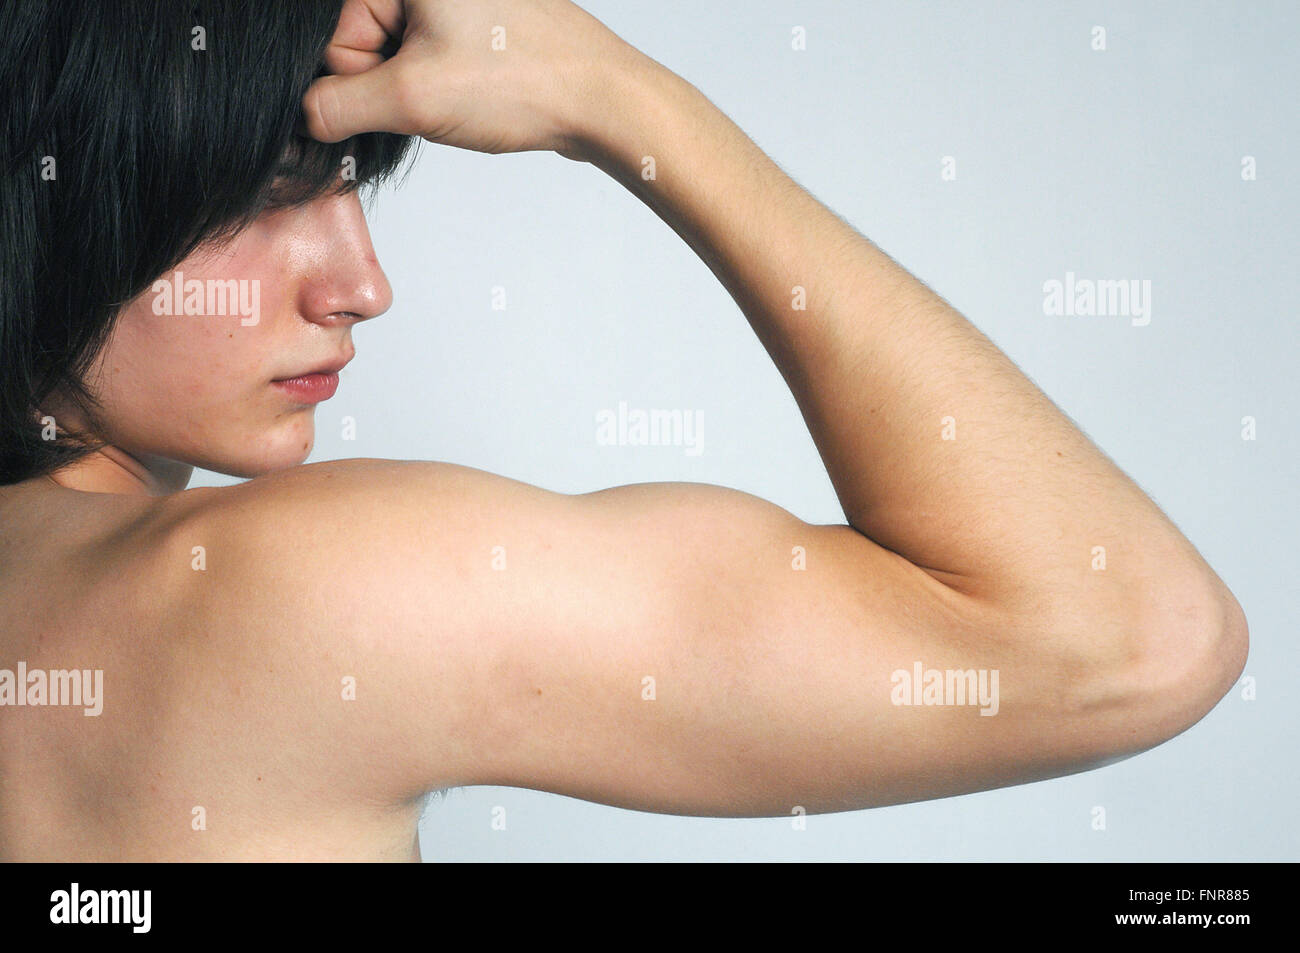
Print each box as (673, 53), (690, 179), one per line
(261, 139), (358, 210)
(263, 167), (313, 209)
(261, 183), (295, 210)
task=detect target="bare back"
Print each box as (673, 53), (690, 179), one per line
(0, 478), (422, 861)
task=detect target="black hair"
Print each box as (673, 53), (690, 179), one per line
(0, 0), (415, 484)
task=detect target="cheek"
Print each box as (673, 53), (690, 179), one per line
(103, 308), (260, 405)
(105, 239), (291, 409)
(85, 218), (318, 466)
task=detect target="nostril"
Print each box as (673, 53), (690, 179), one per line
(313, 311), (366, 325)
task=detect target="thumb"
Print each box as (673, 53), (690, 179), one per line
(301, 59), (416, 142)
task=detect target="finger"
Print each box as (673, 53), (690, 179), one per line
(324, 45), (388, 76)
(301, 58), (415, 142)
(330, 0), (405, 57)
(324, 0), (406, 75)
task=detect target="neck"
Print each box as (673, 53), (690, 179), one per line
(47, 445), (193, 497)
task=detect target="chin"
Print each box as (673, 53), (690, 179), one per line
(193, 420), (319, 479)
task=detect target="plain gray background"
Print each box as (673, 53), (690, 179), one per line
(193, 0), (1298, 860)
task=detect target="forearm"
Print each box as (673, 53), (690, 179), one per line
(577, 56), (1233, 621)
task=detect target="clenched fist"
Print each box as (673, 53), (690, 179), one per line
(301, 0), (653, 161)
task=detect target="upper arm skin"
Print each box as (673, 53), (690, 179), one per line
(179, 458), (1238, 818)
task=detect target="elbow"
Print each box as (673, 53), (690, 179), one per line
(1155, 571), (1248, 730)
(1102, 567), (1249, 755)
(1050, 565), (1249, 763)
(1205, 582), (1250, 706)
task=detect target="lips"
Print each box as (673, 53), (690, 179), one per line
(273, 356), (351, 381)
(272, 371), (339, 403)
(272, 354), (351, 403)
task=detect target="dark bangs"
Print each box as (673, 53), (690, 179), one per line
(0, 0), (415, 484)
(113, 0), (416, 252)
(258, 133), (414, 216)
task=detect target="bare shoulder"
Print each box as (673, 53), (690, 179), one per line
(139, 457), (556, 809)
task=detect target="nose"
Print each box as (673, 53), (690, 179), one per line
(297, 191), (393, 327)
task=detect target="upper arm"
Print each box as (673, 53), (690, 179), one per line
(187, 458), (1221, 817)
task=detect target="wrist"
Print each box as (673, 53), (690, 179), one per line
(561, 47), (699, 167)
